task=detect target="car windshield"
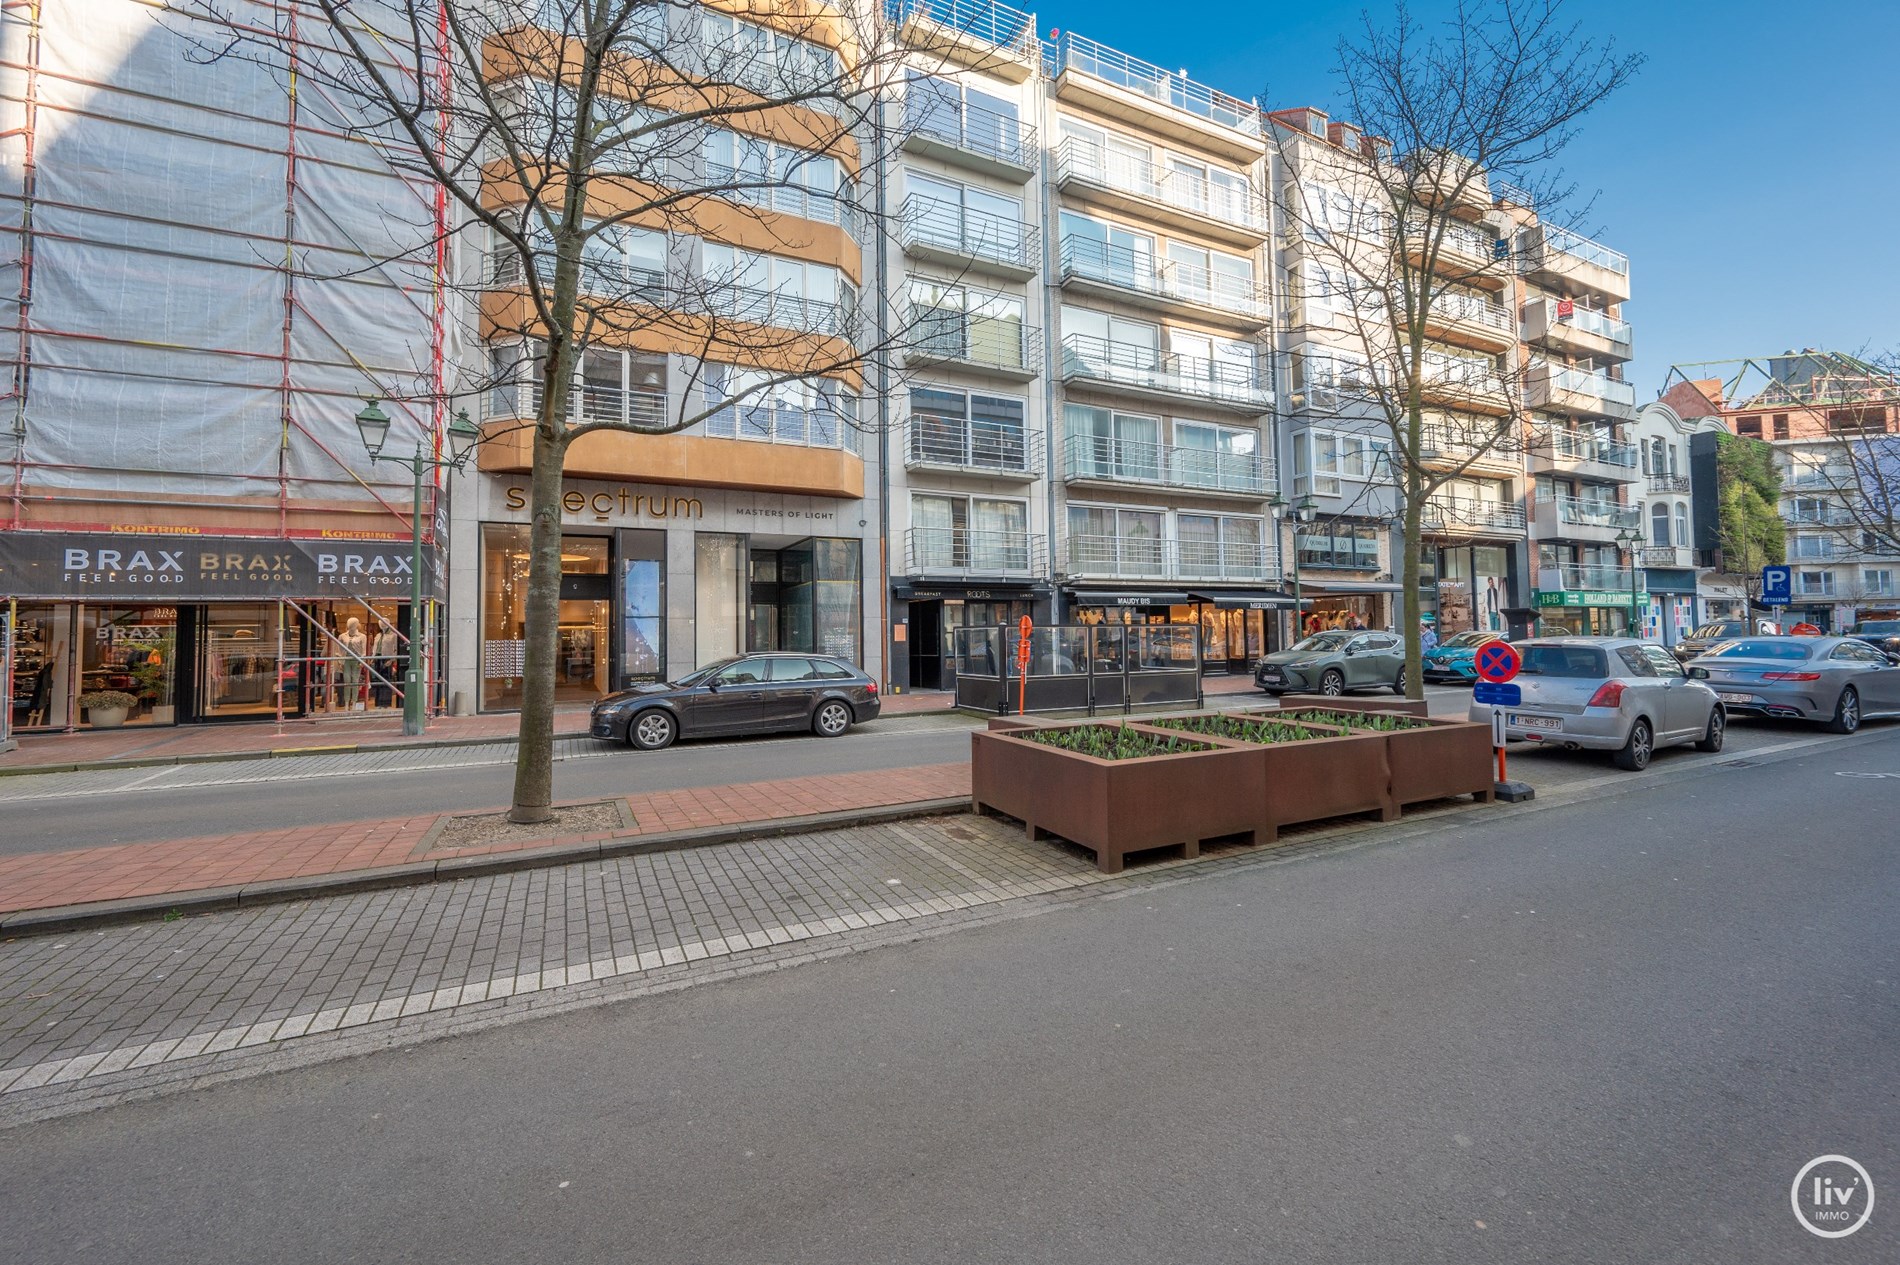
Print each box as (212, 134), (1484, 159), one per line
(1855, 620), (1900, 634)
(1441, 632), (1497, 649)
(1689, 622), (1744, 639)
(1707, 639), (1815, 662)
(1292, 632), (1353, 652)
(1517, 645), (1608, 677)
(673, 658), (742, 687)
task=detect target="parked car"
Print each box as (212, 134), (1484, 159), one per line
(589, 653), (880, 750)
(1684, 635), (1900, 734)
(1256, 629), (1407, 697)
(1468, 636), (1724, 771)
(1846, 618), (1900, 658)
(1671, 620), (1748, 662)
(1422, 630), (1506, 683)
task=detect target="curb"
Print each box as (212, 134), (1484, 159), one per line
(0, 796), (973, 937)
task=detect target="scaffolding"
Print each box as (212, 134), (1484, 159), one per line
(0, 0), (454, 542)
(1661, 351), (1900, 417)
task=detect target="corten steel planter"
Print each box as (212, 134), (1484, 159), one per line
(970, 721), (1262, 874)
(1274, 694), (1432, 718)
(1135, 715), (1396, 843)
(1279, 711), (1496, 809)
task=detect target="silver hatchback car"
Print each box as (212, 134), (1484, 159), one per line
(1467, 637), (1725, 771)
(1685, 635), (1900, 733)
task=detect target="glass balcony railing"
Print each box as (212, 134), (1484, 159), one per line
(1559, 305), (1632, 348)
(1534, 363), (1637, 410)
(1053, 137), (1271, 232)
(1060, 534), (1277, 581)
(902, 91), (1037, 170)
(1062, 433), (1269, 495)
(904, 414), (1041, 475)
(1545, 563), (1641, 592)
(884, 0), (1039, 57)
(900, 194), (1039, 272)
(1059, 331), (1269, 410)
(1536, 225), (1629, 278)
(905, 527), (1042, 578)
(1043, 32), (1263, 136)
(1532, 422), (1639, 469)
(1552, 496), (1641, 531)
(1056, 235), (1269, 320)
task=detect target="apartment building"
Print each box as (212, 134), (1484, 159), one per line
(1627, 401), (1727, 644)
(1662, 353), (1900, 633)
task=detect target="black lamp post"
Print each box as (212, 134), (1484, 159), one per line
(1270, 493), (1320, 642)
(356, 401), (480, 735)
(1615, 525), (1644, 637)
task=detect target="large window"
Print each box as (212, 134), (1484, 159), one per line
(1173, 421), (1259, 491)
(487, 340), (666, 426)
(1066, 403), (1161, 482)
(1059, 209), (1156, 288)
(492, 219), (667, 296)
(908, 172), (1025, 262)
(1067, 504), (1165, 574)
(908, 280), (1027, 370)
(1297, 521), (1382, 570)
(698, 9), (840, 97)
(701, 241), (855, 335)
(910, 386), (1026, 471)
(1292, 428), (1391, 497)
(910, 495), (1029, 572)
(911, 74), (1024, 162)
(702, 129), (848, 224)
(699, 364), (858, 449)
(1177, 514), (1264, 578)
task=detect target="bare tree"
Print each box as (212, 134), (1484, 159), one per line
(1272, 0), (1638, 695)
(181, 0), (956, 821)
(1802, 352), (1900, 566)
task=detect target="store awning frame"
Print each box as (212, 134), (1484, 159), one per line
(1068, 589), (1193, 606)
(1186, 589), (1300, 609)
(1298, 579), (1406, 594)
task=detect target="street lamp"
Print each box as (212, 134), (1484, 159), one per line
(1270, 493), (1320, 642)
(357, 400), (481, 736)
(1615, 525), (1643, 638)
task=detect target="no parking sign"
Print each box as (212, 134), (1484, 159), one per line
(1474, 641), (1521, 683)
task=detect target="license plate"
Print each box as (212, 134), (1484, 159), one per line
(1262, 670), (1283, 681)
(1718, 692), (1754, 704)
(1509, 713), (1561, 731)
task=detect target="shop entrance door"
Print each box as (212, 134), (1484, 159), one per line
(908, 600), (944, 689)
(196, 603), (289, 720)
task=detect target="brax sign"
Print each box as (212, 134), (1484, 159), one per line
(0, 533), (437, 601)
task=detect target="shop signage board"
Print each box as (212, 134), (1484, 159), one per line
(1532, 589), (1649, 609)
(0, 532), (440, 601)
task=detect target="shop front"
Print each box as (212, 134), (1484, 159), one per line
(2, 532), (435, 731)
(1641, 570), (1699, 645)
(1064, 588), (1293, 674)
(1294, 581), (1405, 636)
(1430, 544), (1519, 636)
(457, 477), (877, 712)
(891, 580), (1047, 692)
(1532, 586), (1648, 637)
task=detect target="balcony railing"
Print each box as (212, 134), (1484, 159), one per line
(486, 379), (667, 429)
(904, 527), (1043, 578)
(1785, 506), (1858, 527)
(1418, 424), (1521, 464)
(1641, 545), (1693, 568)
(703, 161), (854, 229)
(1646, 473), (1690, 494)
(884, 0), (1039, 58)
(1060, 533), (1278, 581)
(1419, 354), (1507, 401)
(489, 251), (668, 300)
(1430, 292), (1514, 338)
(1535, 225), (1629, 278)
(908, 307), (1041, 374)
(1543, 563), (1641, 592)
(900, 194), (1039, 273)
(1404, 216), (1506, 268)
(1535, 363), (1637, 410)
(1053, 137), (1271, 232)
(1421, 495), (1527, 533)
(1059, 331), (1270, 410)
(1042, 32), (1263, 137)
(1553, 495), (1641, 531)
(901, 90), (1037, 170)
(1532, 423), (1639, 469)
(1560, 305), (1633, 348)
(708, 282), (851, 339)
(1056, 234), (1270, 320)
(1789, 539), (1856, 562)
(1062, 433), (1270, 495)
(903, 414), (1042, 476)
(1784, 468), (1851, 490)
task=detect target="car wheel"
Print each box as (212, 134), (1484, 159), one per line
(1612, 717), (1653, 771)
(1827, 687), (1861, 735)
(1695, 707), (1725, 753)
(1319, 669), (1345, 696)
(629, 709), (677, 751)
(1391, 667), (1407, 696)
(812, 700), (853, 737)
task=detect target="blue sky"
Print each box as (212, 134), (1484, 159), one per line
(1044, 0), (1900, 396)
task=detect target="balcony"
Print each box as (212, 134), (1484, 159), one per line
(1522, 295), (1632, 364)
(1061, 433), (1271, 499)
(1417, 353), (1512, 416)
(702, 161), (856, 232)
(1783, 467), (1852, 490)
(903, 527), (1044, 579)
(1646, 472), (1690, 494)
(1043, 32), (1265, 162)
(488, 251), (668, 303)
(899, 92), (1037, 181)
(1534, 494), (1640, 543)
(1528, 423), (1639, 480)
(1055, 234), (1270, 328)
(1517, 224), (1631, 304)
(1420, 494), (1527, 536)
(903, 415), (1042, 481)
(1421, 292), (1516, 353)
(907, 307), (1041, 380)
(886, 0), (1039, 81)
(1400, 217), (1510, 289)
(1059, 331), (1272, 415)
(1640, 545), (1694, 569)
(1417, 423), (1523, 476)
(708, 282), (854, 341)
(1400, 150), (1492, 218)
(1537, 564), (1646, 601)
(1525, 361), (1636, 421)
(1789, 538), (1857, 563)
(1784, 505), (1858, 527)
(1053, 138), (1271, 247)
(899, 194), (1039, 281)
(1060, 533), (1280, 583)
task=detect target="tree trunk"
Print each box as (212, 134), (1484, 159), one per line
(1400, 494), (1425, 702)
(508, 425), (567, 823)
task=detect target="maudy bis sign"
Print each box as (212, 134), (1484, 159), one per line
(0, 533), (440, 601)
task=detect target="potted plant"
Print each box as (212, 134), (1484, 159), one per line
(1279, 709), (1495, 808)
(972, 720), (1265, 873)
(1272, 693), (1432, 718)
(79, 689), (138, 729)
(129, 634), (175, 724)
(1145, 712), (1396, 841)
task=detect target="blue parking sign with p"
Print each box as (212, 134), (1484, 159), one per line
(1761, 566), (1791, 606)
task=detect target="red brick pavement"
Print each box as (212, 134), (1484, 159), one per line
(0, 762), (970, 916)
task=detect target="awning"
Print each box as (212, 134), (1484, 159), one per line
(1187, 589), (1299, 609)
(1299, 579), (1406, 594)
(1068, 589), (1193, 607)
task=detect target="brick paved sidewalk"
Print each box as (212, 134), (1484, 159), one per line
(0, 762), (969, 922)
(0, 688), (958, 772)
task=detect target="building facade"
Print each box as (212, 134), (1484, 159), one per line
(1627, 401), (1726, 644)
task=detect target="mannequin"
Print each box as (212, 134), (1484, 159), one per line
(372, 625), (397, 708)
(339, 617), (368, 710)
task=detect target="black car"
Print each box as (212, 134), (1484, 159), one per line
(1847, 618), (1900, 658)
(589, 653), (881, 750)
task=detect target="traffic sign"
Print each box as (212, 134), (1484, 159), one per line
(1761, 565), (1792, 607)
(1474, 641), (1522, 683)
(1473, 680), (1522, 707)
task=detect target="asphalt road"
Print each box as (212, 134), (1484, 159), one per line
(5, 730), (1895, 1263)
